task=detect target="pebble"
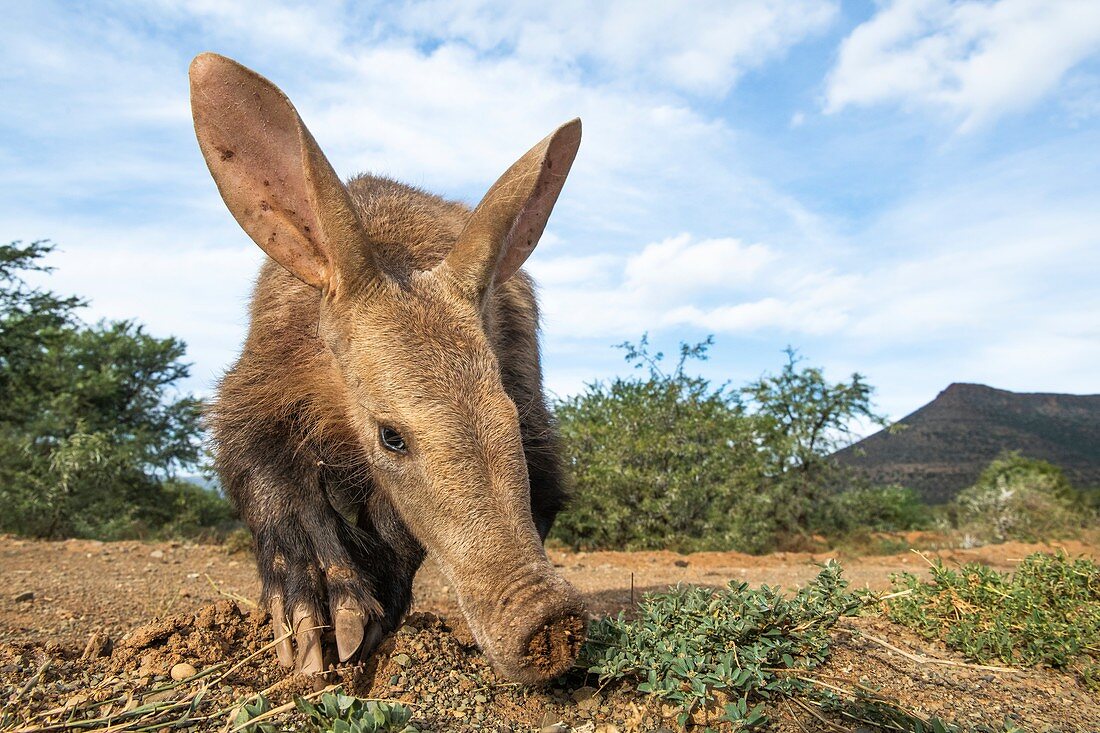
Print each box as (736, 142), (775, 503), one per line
(170, 662), (197, 681)
(571, 686), (599, 702)
(149, 550), (165, 560)
(14, 591), (34, 602)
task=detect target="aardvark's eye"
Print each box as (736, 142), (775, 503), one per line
(379, 426), (407, 454)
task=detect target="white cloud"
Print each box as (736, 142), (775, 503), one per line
(624, 234), (775, 299)
(825, 0), (1100, 130)
(3, 0), (1098, 422)
(0, 0), (834, 400)
(384, 0), (838, 97)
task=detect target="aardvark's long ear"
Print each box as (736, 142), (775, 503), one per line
(442, 119), (581, 302)
(190, 52), (373, 292)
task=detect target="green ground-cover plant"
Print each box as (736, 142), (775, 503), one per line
(580, 562), (847, 728)
(580, 562), (1033, 731)
(234, 689), (417, 733)
(884, 551), (1100, 676)
(580, 561), (949, 730)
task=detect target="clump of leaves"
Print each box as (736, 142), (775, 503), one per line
(579, 560), (858, 729)
(233, 694), (279, 733)
(884, 551), (1100, 672)
(295, 690), (418, 733)
(234, 689), (417, 733)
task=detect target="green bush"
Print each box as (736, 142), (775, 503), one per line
(946, 452), (1086, 543)
(550, 337), (775, 552)
(0, 240), (213, 539)
(552, 337), (888, 553)
(884, 552), (1100, 676)
(812, 485), (932, 536)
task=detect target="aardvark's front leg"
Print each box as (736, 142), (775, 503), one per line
(240, 467), (421, 676)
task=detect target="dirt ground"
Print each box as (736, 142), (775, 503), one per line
(1, 535), (1097, 732)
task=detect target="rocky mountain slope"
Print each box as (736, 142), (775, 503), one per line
(834, 383), (1100, 503)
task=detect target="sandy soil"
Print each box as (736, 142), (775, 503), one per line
(1, 535), (1097, 731)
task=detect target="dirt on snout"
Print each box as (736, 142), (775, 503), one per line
(2, 535), (1098, 731)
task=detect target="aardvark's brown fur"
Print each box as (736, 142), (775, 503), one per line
(191, 53), (585, 684)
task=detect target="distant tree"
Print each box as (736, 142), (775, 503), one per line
(741, 348), (887, 537)
(0, 240), (219, 538)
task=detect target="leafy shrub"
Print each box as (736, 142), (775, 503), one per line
(0, 241), (211, 539)
(156, 478), (237, 539)
(551, 336), (768, 552)
(884, 551), (1100, 673)
(946, 452), (1086, 543)
(812, 485), (932, 536)
(552, 337), (888, 553)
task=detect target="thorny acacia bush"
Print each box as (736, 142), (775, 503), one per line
(552, 337), (894, 553)
(551, 337), (767, 552)
(943, 452), (1092, 544)
(885, 551), (1100, 682)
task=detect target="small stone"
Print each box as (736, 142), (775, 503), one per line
(393, 653), (412, 667)
(149, 550), (165, 560)
(170, 662), (197, 681)
(571, 686), (599, 702)
(674, 559), (689, 568)
(473, 693), (487, 703)
(81, 631), (112, 660)
(540, 725), (569, 733)
(14, 591), (34, 602)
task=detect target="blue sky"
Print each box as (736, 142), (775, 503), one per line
(2, 0), (1099, 426)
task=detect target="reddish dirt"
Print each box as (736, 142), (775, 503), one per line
(1, 535), (1097, 731)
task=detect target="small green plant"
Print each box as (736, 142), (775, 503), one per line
(233, 689), (417, 733)
(579, 561), (858, 729)
(884, 551), (1100, 673)
(233, 694), (279, 733)
(295, 689), (418, 733)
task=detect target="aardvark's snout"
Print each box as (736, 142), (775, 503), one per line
(454, 560), (587, 684)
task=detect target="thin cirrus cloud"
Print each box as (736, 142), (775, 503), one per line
(0, 0), (1097, 422)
